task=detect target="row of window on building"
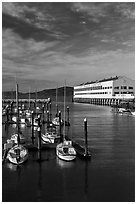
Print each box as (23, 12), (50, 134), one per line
(114, 86), (133, 90)
(75, 91), (134, 96)
(74, 86), (112, 92)
(74, 85), (134, 92)
(114, 92), (134, 94)
(75, 92), (111, 95)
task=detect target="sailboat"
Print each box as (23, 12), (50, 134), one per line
(7, 83), (28, 165)
(41, 132), (61, 144)
(41, 119), (61, 147)
(56, 83), (76, 161)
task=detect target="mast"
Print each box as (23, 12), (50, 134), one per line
(56, 85), (58, 116)
(16, 83), (20, 146)
(63, 81), (66, 140)
(28, 87), (30, 109)
(35, 88), (37, 108)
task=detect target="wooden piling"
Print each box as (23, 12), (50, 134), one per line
(42, 105), (45, 123)
(6, 108), (9, 123)
(58, 111), (62, 140)
(49, 102), (52, 121)
(47, 111), (49, 127)
(67, 106), (69, 124)
(37, 115), (41, 152)
(31, 111), (35, 143)
(46, 102), (49, 112)
(56, 104), (58, 117)
(84, 118), (88, 156)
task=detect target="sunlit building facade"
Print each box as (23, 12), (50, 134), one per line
(73, 76), (135, 105)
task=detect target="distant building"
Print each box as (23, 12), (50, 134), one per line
(73, 76), (135, 105)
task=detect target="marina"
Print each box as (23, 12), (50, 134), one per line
(2, 2), (135, 202)
(2, 101), (135, 202)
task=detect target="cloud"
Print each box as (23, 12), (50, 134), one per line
(2, 2), (135, 91)
(71, 2), (135, 21)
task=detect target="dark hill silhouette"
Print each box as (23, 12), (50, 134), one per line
(2, 86), (74, 102)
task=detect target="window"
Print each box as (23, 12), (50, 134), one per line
(121, 92), (127, 94)
(114, 92), (119, 94)
(114, 87), (119, 89)
(121, 86), (127, 89)
(129, 86), (133, 89)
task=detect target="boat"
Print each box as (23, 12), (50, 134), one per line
(25, 109), (32, 117)
(6, 83), (28, 165)
(7, 144), (28, 165)
(2, 107), (7, 116)
(52, 117), (63, 126)
(10, 133), (25, 144)
(41, 132), (61, 144)
(56, 83), (76, 161)
(117, 108), (131, 114)
(25, 118), (31, 127)
(131, 111), (135, 116)
(56, 140), (76, 161)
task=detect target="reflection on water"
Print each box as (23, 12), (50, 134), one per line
(56, 157), (75, 169)
(2, 102), (135, 202)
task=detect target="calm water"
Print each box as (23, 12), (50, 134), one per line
(2, 102), (135, 202)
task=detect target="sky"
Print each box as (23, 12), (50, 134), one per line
(2, 2), (135, 92)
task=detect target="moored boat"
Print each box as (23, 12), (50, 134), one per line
(10, 133), (25, 144)
(117, 108), (131, 114)
(7, 144), (28, 165)
(52, 117), (63, 126)
(56, 83), (76, 161)
(41, 132), (61, 144)
(56, 140), (76, 161)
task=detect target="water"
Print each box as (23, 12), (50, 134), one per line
(2, 102), (135, 202)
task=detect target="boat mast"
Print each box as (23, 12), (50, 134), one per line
(63, 81), (66, 141)
(56, 85), (58, 116)
(29, 87), (30, 109)
(35, 88), (37, 108)
(16, 83), (20, 146)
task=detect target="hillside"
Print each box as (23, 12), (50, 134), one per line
(2, 86), (74, 102)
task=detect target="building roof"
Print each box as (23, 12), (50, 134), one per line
(78, 76), (119, 86)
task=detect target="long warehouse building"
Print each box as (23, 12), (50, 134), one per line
(73, 76), (135, 106)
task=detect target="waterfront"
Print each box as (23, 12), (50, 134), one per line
(2, 102), (135, 202)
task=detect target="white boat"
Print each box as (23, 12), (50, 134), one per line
(7, 144), (28, 165)
(56, 140), (76, 161)
(41, 132), (60, 144)
(20, 117), (26, 124)
(25, 109), (32, 117)
(11, 133), (25, 144)
(56, 83), (76, 161)
(12, 116), (18, 123)
(6, 83), (29, 165)
(2, 108), (6, 116)
(117, 108), (131, 114)
(52, 117), (63, 126)
(131, 111), (135, 116)
(34, 118), (39, 126)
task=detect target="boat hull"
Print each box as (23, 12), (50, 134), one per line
(56, 141), (76, 161)
(7, 145), (28, 165)
(56, 150), (76, 161)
